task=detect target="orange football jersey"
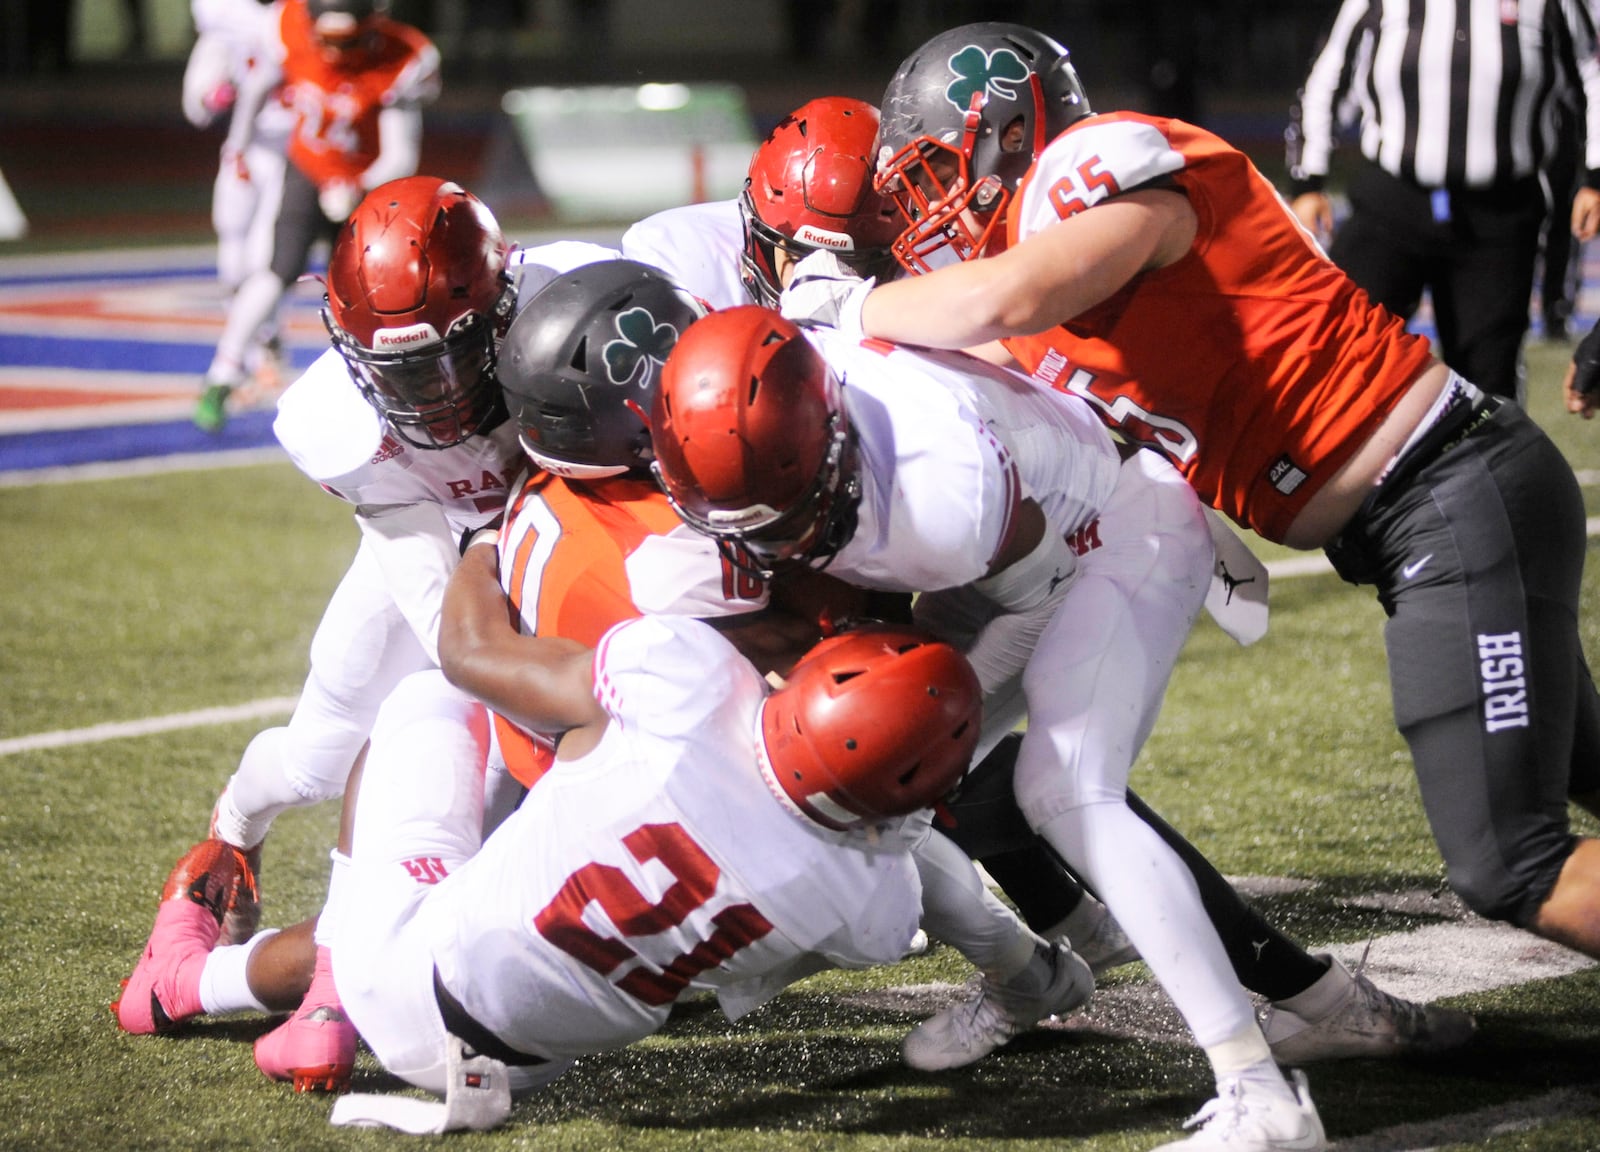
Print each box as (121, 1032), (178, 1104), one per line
(493, 471), (766, 786)
(1001, 112), (1434, 543)
(275, 0), (440, 187)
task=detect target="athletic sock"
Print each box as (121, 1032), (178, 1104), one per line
(199, 928), (278, 1015)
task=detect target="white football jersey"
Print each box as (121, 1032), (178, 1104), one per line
(273, 348), (521, 537)
(803, 327), (1122, 592)
(621, 199), (750, 311)
(420, 614), (923, 1058)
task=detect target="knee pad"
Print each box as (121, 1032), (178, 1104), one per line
(279, 683), (371, 804)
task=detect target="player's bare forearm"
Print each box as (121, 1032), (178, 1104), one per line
(861, 190), (1191, 348)
(439, 543), (603, 731)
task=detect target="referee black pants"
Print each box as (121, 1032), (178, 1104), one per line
(1331, 160), (1547, 402)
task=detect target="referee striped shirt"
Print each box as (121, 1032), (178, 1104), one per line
(1286, 0), (1600, 193)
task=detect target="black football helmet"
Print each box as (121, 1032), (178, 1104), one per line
(875, 22), (1092, 271)
(499, 259), (706, 479)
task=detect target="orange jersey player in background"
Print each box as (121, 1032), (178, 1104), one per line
(275, 0), (438, 192)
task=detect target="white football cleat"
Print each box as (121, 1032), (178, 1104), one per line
(1262, 954), (1476, 1063)
(902, 939), (1092, 1071)
(1150, 1069), (1327, 1151)
(1044, 896), (1140, 976)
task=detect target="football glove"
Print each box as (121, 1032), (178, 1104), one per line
(778, 250), (873, 341)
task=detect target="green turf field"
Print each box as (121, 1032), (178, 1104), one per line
(3, 342), (1600, 1150)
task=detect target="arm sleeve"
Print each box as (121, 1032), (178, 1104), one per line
(1286, 0), (1371, 193)
(354, 501), (462, 665)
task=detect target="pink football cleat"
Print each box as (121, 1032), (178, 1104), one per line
(112, 839), (241, 1034)
(254, 946), (356, 1093)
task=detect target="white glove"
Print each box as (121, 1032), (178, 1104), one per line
(779, 250), (873, 341)
(319, 180), (362, 224)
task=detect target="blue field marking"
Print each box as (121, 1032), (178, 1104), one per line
(0, 331), (232, 374)
(0, 262), (219, 289)
(0, 410), (280, 470)
(0, 244), (334, 472)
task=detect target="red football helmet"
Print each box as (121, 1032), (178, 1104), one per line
(650, 305), (859, 577)
(739, 97), (904, 306)
(323, 176), (513, 449)
(759, 626), (982, 831)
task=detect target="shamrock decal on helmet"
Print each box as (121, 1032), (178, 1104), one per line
(603, 307), (680, 388)
(944, 44), (1031, 114)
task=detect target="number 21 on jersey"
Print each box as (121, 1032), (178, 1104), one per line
(533, 822), (773, 1007)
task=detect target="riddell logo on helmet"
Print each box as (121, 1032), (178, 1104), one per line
(795, 225), (856, 252)
(372, 323), (442, 350)
(708, 504), (782, 530)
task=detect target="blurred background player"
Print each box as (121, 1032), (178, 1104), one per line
(183, 0), (293, 396)
(195, 0), (440, 432)
(1538, 87), (1585, 344)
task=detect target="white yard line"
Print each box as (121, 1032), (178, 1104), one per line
(5, 517), (1600, 756)
(0, 697), (298, 756)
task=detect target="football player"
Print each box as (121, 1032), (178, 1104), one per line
(629, 93), (1471, 1091)
(183, 0), (293, 393)
(195, 0), (441, 432)
(624, 96), (1143, 974)
(114, 179), (619, 1058)
(119, 617), (986, 1134)
(784, 20), (1600, 958)
(777, 21), (1588, 1147)
(650, 305), (1335, 1150)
